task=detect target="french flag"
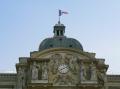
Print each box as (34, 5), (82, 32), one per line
(59, 10), (68, 16)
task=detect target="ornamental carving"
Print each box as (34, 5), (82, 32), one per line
(49, 53), (79, 85)
(50, 54), (62, 74)
(53, 74), (75, 85)
(31, 61), (48, 80)
(82, 65), (92, 80)
(31, 62), (39, 80)
(80, 62), (97, 83)
(42, 62), (48, 80)
(97, 68), (106, 85)
(17, 67), (26, 89)
(65, 54), (78, 74)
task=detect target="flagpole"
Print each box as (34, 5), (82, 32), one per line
(58, 15), (60, 24)
(58, 9), (68, 24)
(58, 10), (61, 24)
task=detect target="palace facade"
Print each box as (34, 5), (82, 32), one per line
(0, 22), (120, 89)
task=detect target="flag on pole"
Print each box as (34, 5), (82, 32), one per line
(59, 10), (68, 16)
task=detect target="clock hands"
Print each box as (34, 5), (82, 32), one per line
(59, 66), (68, 71)
(58, 64), (69, 73)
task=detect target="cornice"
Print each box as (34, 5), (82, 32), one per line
(30, 48), (95, 59)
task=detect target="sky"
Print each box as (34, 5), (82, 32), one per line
(0, 0), (120, 74)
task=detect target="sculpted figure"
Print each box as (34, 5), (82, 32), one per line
(53, 74), (74, 85)
(85, 66), (92, 80)
(42, 62), (48, 80)
(65, 54), (71, 65)
(97, 69), (106, 85)
(91, 66), (97, 81)
(70, 58), (78, 74)
(65, 54), (78, 74)
(81, 63), (92, 81)
(32, 62), (38, 80)
(17, 67), (25, 89)
(50, 54), (62, 74)
(38, 65), (42, 80)
(80, 64), (86, 81)
(18, 67), (24, 78)
(52, 54), (62, 63)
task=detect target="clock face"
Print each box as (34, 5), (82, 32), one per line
(58, 64), (69, 74)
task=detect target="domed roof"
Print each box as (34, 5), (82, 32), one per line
(39, 37), (83, 51)
(38, 22), (83, 51)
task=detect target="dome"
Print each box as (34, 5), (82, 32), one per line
(39, 37), (83, 51)
(38, 22), (83, 51)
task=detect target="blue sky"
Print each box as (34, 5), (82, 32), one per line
(0, 0), (120, 74)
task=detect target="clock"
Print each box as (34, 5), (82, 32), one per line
(58, 64), (69, 74)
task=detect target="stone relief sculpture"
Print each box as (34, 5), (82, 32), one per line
(81, 63), (92, 81)
(53, 75), (67, 85)
(85, 66), (92, 80)
(64, 54), (71, 65)
(80, 62), (98, 83)
(42, 62), (48, 80)
(53, 74), (74, 85)
(70, 58), (78, 74)
(80, 64), (86, 81)
(65, 54), (78, 74)
(32, 62), (38, 80)
(50, 53), (77, 85)
(91, 65), (97, 81)
(31, 61), (48, 81)
(17, 67), (25, 89)
(38, 64), (42, 80)
(97, 69), (106, 85)
(50, 54), (62, 74)
(50, 60), (58, 74)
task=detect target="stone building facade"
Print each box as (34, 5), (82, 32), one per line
(0, 22), (120, 89)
